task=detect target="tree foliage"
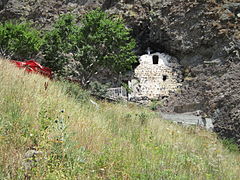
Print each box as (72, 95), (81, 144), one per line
(42, 14), (79, 74)
(0, 21), (43, 59)
(42, 10), (136, 85)
(0, 11), (136, 87)
(74, 10), (136, 85)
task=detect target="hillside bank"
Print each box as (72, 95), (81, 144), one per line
(0, 59), (240, 179)
(0, 0), (240, 145)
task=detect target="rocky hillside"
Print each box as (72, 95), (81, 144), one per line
(1, 0), (240, 145)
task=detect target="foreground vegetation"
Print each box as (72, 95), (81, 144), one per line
(0, 59), (239, 179)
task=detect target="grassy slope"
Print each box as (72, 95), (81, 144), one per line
(0, 59), (239, 180)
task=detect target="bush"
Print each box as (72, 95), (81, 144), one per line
(42, 14), (79, 74)
(74, 9), (137, 85)
(0, 21), (43, 59)
(149, 100), (162, 111)
(42, 10), (136, 85)
(222, 138), (239, 153)
(89, 81), (110, 97)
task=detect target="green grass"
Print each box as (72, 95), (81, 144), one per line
(0, 59), (239, 179)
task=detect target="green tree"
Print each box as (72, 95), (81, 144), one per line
(0, 21), (43, 60)
(73, 9), (137, 85)
(42, 14), (79, 74)
(42, 10), (136, 85)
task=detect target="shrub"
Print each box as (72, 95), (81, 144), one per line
(42, 14), (79, 74)
(0, 21), (43, 59)
(89, 81), (110, 97)
(74, 9), (137, 85)
(149, 100), (162, 111)
(222, 138), (239, 153)
(42, 10), (137, 85)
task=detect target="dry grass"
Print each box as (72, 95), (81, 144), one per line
(0, 58), (239, 179)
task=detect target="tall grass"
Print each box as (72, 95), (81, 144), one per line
(0, 59), (239, 179)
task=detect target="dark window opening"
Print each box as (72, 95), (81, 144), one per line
(152, 55), (159, 64)
(161, 96), (168, 99)
(163, 75), (167, 81)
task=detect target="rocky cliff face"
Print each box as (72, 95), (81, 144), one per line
(0, 0), (240, 146)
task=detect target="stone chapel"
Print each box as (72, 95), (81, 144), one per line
(128, 52), (182, 100)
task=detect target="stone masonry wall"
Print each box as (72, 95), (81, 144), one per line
(129, 53), (182, 100)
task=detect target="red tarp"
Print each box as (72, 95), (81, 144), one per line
(10, 60), (52, 78)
